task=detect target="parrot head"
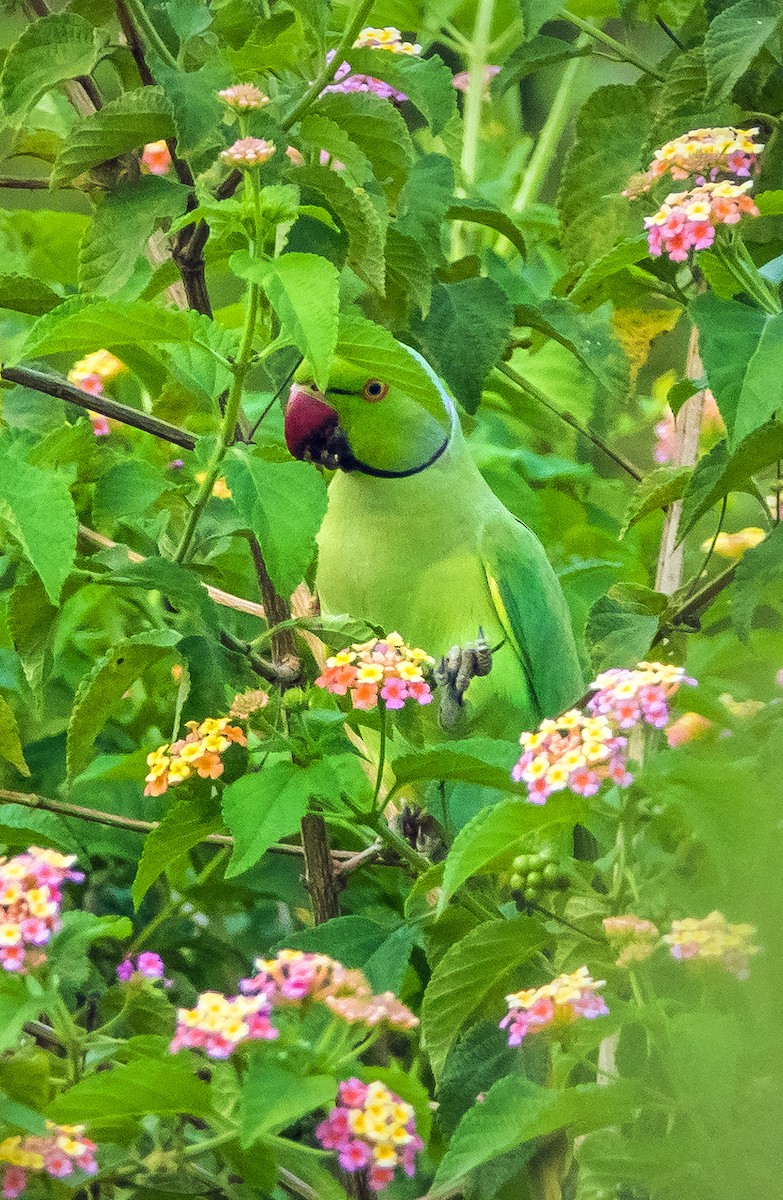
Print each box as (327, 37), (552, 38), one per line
(284, 335), (457, 479)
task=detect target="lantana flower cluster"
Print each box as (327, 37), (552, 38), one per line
(316, 1079), (423, 1193)
(0, 848), (83, 973)
(220, 136), (276, 168)
(144, 716), (246, 797)
(626, 127), (764, 194)
(664, 911), (759, 979)
(644, 179), (759, 261)
(240, 950), (419, 1030)
(587, 662), (696, 730)
(316, 633), (434, 711)
(170, 991), (278, 1059)
(0, 1123), (97, 1198)
(603, 915), (661, 967)
(500, 967), (609, 1047)
(323, 26), (421, 104)
(218, 82), (268, 109)
(67, 349), (125, 436)
(512, 710), (630, 803)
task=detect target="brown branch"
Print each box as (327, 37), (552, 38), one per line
(220, 629), (302, 686)
(116, 0), (156, 86)
(2, 365), (197, 450)
(301, 812), (342, 922)
(78, 525), (269, 621)
(0, 788), (356, 862)
(668, 563), (737, 629)
(0, 177), (50, 189)
(249, 536), (300, 674)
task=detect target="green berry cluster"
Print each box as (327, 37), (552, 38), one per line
(510, 849), (570, 903)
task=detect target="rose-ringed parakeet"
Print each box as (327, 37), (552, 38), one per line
(284, 321), (584, 738)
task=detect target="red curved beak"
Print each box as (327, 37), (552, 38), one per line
(284, 385), (338, 459)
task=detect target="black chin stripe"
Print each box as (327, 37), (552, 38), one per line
(345, 435), (450, 478)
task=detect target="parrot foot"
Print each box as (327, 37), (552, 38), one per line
(434, 628), (493, 731)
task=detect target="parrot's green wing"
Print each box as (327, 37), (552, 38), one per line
(480, 512), (586, 720)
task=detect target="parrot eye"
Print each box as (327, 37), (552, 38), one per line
(362, 379), (388, 402)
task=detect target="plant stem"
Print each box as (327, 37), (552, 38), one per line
(681, 495), (727, 601)
(512, 44), (585, 212)
(558, 10), (665, 81)
(371, 707), (387, 814)
(497, 363), (643, 481)
(48, 994), (83, 1084)
(174, 280), (260, 563)
(122, 0), (179, 70)
(460, 0), (495, 188)
(281, 0), (375, 131)
(183, 1130), (238, 1158)
(128, 847), (230, 956)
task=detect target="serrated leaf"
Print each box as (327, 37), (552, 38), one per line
(756, 190), (783, 216)
(0, 276), (62, 316)
(440, 795), (586, 910)
(691, 293), (783, 447)
(412, 277), (513, 412)
(230, 251), (340, 391)
(0, 1093), (47, 1136)
(430, 1077), (637, 1197)
(446, 199), (527, 259)
(679, 423), (783, 538)
(222, 760), (332, 877)
(317, 91), (413, 201)
(339, 47), (457, 133)
(421, 917), (545, 1081)
(0, 803), (75, 852)
(385, 227), (433, 319)
(223, 451), (327, 596)
(585, 591), (660, 672)
(155, 61), (227, 157)
(494, 34), (582, 95)
(295, 164), (387, 292)
(132, 796), (220, 909)
(17, 297), (212, 362)
(48, 911), (132, 988)
(731, 522), (783, 639)
(299, 112), (373, 183)
(620, 465), (693, 537)
(0, 13), (103, 119)
(0, 446), (77, 605)
(241, 1061), (335, 1147)
(568, 236), (650, 307)
(392, 738), (521, 795)
(0, 696), (28, 777)
(79, 176), (190, 297)
(51, 87), (174, 188)
(67, 629), (180, 782)
(396, 153), (454, 253)
(705, 0), (782, 102)
(46, 1058), (212, 1126)
(107, 557), (218, 636)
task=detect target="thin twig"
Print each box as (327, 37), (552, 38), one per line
(220, 630), (302, 686)
(0, 177), (50, 189)
(0, 788), (356, 861)
(1, 366), (197, 450)
(668, 563), (737, 629)
(334, 840), (385, 876)
(558, 9), (666, 81)
(497, 363), (643, 481)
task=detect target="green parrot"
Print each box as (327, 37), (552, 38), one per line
(284, 320), (584, 738)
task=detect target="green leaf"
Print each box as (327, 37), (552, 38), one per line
(295, 165), (387, 292)
(317, 91), (414, 202)
(705, 0), (782, 102)
(48, 911), (132, 988)
(47, 1058), (213, 1126)
(585, 589), (662, 671)
(241, 1061), (335, 1147)
(51, 87), (175, 188)
(0, 1092), (47, 1136)
(440, 795), (586, 910)
(223, 451), (327, 597)
(93, 461), (173, 529)
(568, 236), (650, 308)
(299, 113), (373, 183)
(340, 47), (457, 133)
(679, 423), (783, 537)
(446, 200), (527, 259)
(18, 296), (212, 362)
(411, 278), (513, 412)
(0, 803), (76, 852)
(107, 557), (218, 636)
(519, 0), (565, 37)
(0, 445), (77, 605)
(392, 738), (521, 795)
(79, 176), (190, 297)
(281, 915), (389, 964)
(0, 696), (29, 777)
(155, 61), (227, 157)
(421, 917), (545, 1081)
(430, 1077), (637, 1196)
(0, 976), (49, 1053)
(620, 466), (693, 537)
(230, 251), (340, 391)
(756, 190), (783, 216)
(132, 796), (221, 909)
(691, 293), (783, 447)
(384, 228), (433, 320)
(732, 523), (783, 639)
(67, 629), (180, 782)
(0, 276), (62, 316)
(559, 84), (649, 265)
(268, 1137), (348, 1200)
(222, 761), (329, 878)
(494, 34), (583, 95)
(396, 153), (454, 254)
(0, 13), (103, 119)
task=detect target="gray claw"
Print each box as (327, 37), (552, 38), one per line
(435, 629), (494, 730)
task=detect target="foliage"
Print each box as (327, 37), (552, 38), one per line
(0, 2), (781, 1200)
